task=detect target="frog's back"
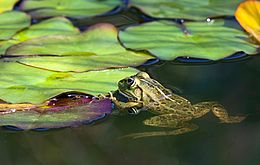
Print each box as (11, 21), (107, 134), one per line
(139, 78), (193, 115)
(146, 92), (193, 116)
(139, 78), (173, 98)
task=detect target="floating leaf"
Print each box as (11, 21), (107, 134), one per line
(119, 20), (258, 60)
(0, 17), (79, 55)
(5, 23), (152, 72)
(13, 17), (80, 41)
(0, 11), (30, 40)
(21, 0), (122, 18)
(0, 61), (139, 104)
(130, 0), (244, 20)
(235, 0), (260, 44)
(0, 40), (16, 55)
(0, 98), (112, 130)
(0, 0), (18, 13)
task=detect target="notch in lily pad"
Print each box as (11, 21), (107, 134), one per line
(5, 23), (152, 72)
(129, 0), (244, 20)
(119, 20), (259, 60)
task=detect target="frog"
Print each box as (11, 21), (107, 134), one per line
(110, 72), (246, 139)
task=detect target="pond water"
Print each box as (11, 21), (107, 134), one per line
(0, 55), (259, 165)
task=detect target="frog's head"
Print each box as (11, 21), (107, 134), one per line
(118, 72), (150, 101)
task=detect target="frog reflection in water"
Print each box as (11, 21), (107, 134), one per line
(110, 72), (245, 139)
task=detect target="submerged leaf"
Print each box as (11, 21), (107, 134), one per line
(130, 0), (244, 20)
(21, 0), (122, 18)
(5, 23), (152, 72)
(0, 98), (112, 130)
(0, 0), (18, 13)
(235, 0), (260, 44)
(0, 11), (30, 40)
(119, 20), (258, 60)
(0, 61), (139, 104)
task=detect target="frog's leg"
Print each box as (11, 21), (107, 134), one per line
(192, 102), (246, 123)
(120, 114), (198, 139)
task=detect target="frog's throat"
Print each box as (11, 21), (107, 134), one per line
(118, 89), (138, 101)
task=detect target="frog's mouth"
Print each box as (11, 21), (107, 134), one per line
(118, 89), (138, 101)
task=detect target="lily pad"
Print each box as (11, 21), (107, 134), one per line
(119, 20), (258, 60)
(1, 17), (79, 55)
(0, 11), (31, 40)
(0, 98), (112, 130)
(0, 0), (18, 13)
(130, 0), (244, 20)
(21, 0), (122, 18)
(0, 60), (138, 104)
(5, 23), (152, 72)
(13, 17), (80, 41)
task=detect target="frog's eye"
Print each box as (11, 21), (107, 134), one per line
(126, 77), (135, 86)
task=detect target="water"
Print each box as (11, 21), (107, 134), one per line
(0, 55), (259, 165)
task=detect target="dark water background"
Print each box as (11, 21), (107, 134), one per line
(1, 5), (260, 165)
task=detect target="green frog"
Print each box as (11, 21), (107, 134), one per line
(110, 72), (246, 139)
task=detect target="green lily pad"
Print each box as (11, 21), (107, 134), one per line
(1, 17), (79, 55)
(119, 20), (258, 60)
(6, 23), (152, 72)
(0, 40), (16, 55)
(0, 0), (18, 13)
(21, 0), (122, 18)
(0, 11), (31, 40)
(0, 98), (112, 130)
(13, 17), (80, 42)
(0, 60), (138, 104)
(130, 0), (244, 20)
